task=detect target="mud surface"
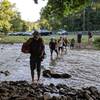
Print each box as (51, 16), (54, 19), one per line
(0, 44), (100, 90)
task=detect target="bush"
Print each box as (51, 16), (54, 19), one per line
(93, 37), (100, 49)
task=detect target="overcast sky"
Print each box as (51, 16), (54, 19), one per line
(9, 0), (47, 22)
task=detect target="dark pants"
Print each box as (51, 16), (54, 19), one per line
(50, 49), (58, 57)
(30, 57), (41, 81)
(77, 35), (82, 43)
(70, 44), (74, 49)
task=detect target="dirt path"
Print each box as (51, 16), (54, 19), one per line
(0, 44), (100, 90)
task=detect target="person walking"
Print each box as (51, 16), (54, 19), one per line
(88, 31), (93, 48)
(49, 38), (58, 59)
(58, 37), (64, 55)
(77, 32), (82, 48)
(63, 37), (69, 51)
(70, 38), (75, 49)
(29, 31), (45, 82)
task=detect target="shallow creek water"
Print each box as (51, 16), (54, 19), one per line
(0, 44), (100, 90)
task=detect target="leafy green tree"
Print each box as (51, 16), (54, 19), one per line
(40, 0), (100, 31)
(41, 0), (91, 19)
(21, 21), (29, 32)
(38, 19), (51, 30)
(0, 0), (32, 34)
(0, 0), (15, 34)
(10, 12), (24, 32)
(40, 0), (92, 31)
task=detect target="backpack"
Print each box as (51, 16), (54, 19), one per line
(21, 38), (33, 53)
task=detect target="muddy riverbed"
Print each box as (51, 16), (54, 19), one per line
(0, 44), (100, 90)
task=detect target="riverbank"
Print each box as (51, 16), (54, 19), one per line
(0, 35), (100, 50)
(0, 81), (100, 100)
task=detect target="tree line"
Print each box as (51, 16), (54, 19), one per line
(0, 0), (34, 35)
(40, 0), (100, 32)
(0, 0), (100, 35)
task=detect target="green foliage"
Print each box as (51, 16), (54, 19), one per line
(0, 0), (15, 34)
(0, 0), (34, 34)
(41, 0), (91, 30)
(93, 37), (100, 49)
(10, 12), (23, 32)
(10, 12), (31, 32)
(0, 35), (99, 46)
(41, 0), (91, 20)
(22, 22), (29, 32)
(0, 36), (30, 43)
(60, 7), (100, 31)
(41, 0), (100, 31)
(38, 19), (51, 30)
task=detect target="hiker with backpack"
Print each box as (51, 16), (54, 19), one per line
(21, 31), (45, 83)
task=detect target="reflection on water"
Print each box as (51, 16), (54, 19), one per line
(0, 44), (100, 90)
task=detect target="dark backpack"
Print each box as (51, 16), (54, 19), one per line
(21, 38), (33, 53)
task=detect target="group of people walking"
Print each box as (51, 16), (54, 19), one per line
(49, 36), (75, 59)
(22, 30), (93, 83)
(77, 31), (93, 48)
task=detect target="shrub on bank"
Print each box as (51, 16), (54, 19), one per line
(93, 37), (100, 49)
(0, 36), (30, 44)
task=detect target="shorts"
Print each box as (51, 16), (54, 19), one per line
(30, 58), (41, 69)
(58, 47), (63, 51)
(77, 34), (82, 43)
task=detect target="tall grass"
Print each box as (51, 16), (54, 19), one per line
(93, 37), (100, 49)
(0, 35), (100, 45)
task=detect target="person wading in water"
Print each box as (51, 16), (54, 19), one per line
(58, 37), (64, 55)
(29, 31), (45, 83)
(77, 32), (82, 48)
(49, 38), (58, 59)
(88, 31), (93, 48)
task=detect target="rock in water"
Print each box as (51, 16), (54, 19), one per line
(61, 73), (71, 78)
(43, 70), (51, 78)
(0, 70), (10, 76)
(43, 70), (71, 79)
